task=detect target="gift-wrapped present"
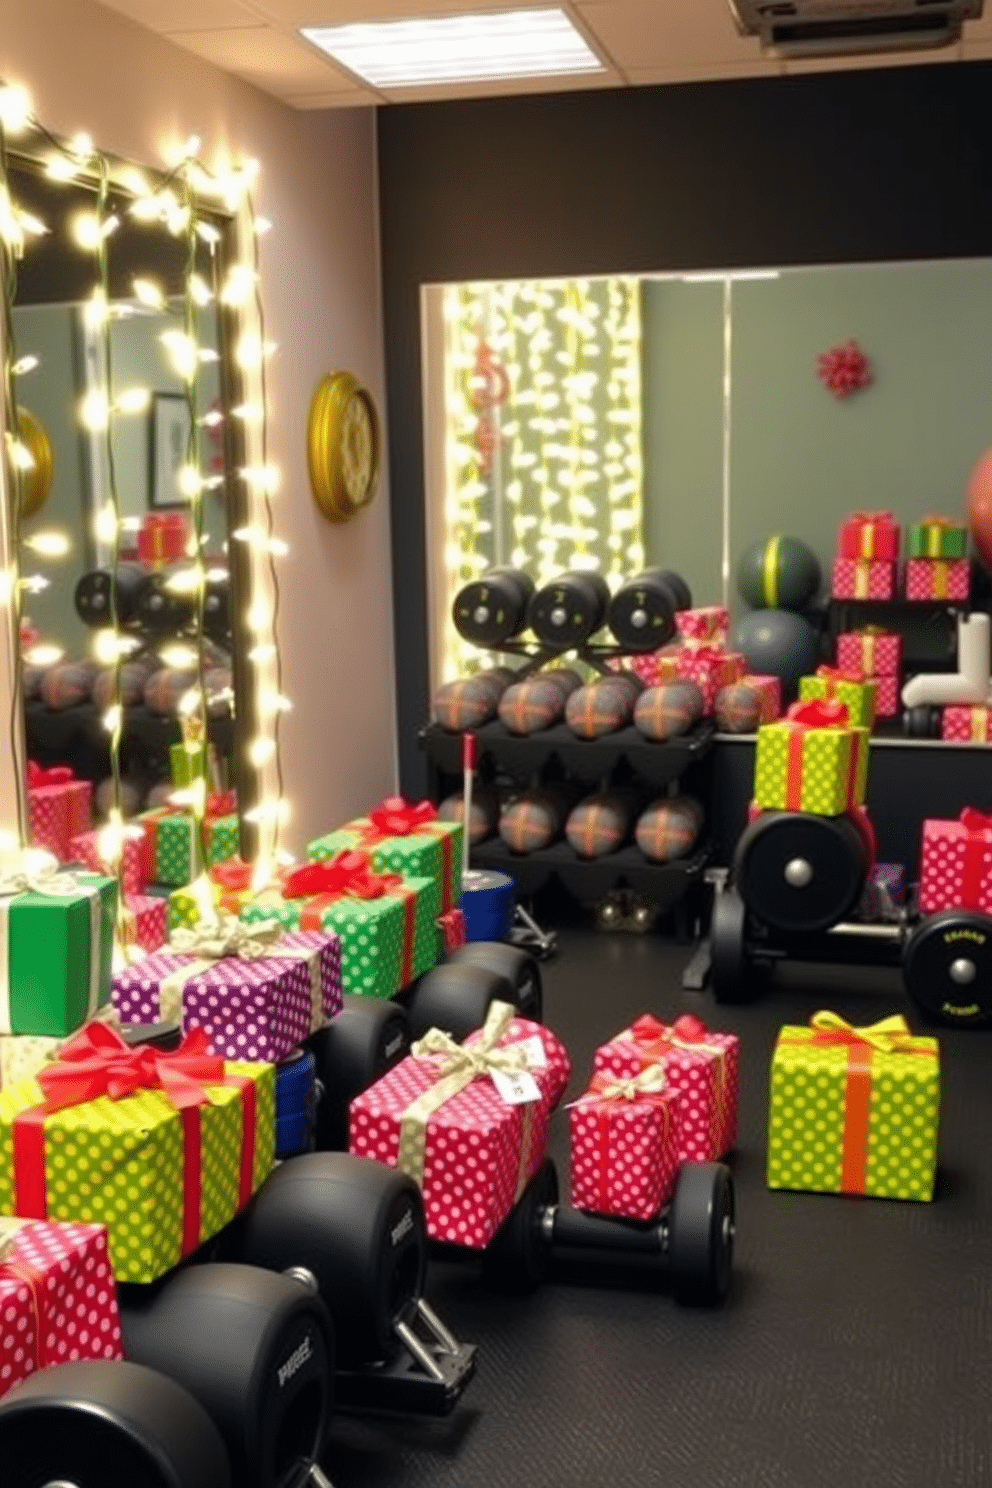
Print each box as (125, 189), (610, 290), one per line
(593, 1012), (738, 1163)
(798, 666), (877, 730)
(137, 511), (189, 565)
(741, 673), (781, 724)
(121, 893), (168, 954)
(767, 1011), (939, 1201)
(754, 700), (869, 814)
(837, 510), (900, 562)
(0, 1004), (120, 1091)
(673, 646), (745, 713)
(870, 675), (899, 718)
(831, 559), (895, 601)
(673, 607), (729, 648)
(836, 627), (902, 678)
(904, 558), (969, 602)
(856, 863), (906, 922)
(0, 856), (116, 1038)
(169, 741), (206, 789)
(242, 853), (436, 998)
(906, 516), (968, 560)
(919, 807), (992, 916)
(169, 858), (259, 931)
(137, 802), (239, 887)
(112, 915), (341, 1061)
(27, 764), (92, 863)
(68, 826), (144, 898)
(0, 1022), (273, 1282)
(568, 1066), (680, 1221)
(941, 706), (992, 744)
(308, 797), (462, 917)
(349, 1001), (570, 1248)
(0, 1217), (123, 1400)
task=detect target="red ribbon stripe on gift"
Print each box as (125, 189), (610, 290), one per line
(11, 1022), (256, 1259)
(578, 1069), (672, 1213)
(284, 850), (418, 987)
(781, 698), (850, 811)
(358, 797), (456, 913)
(618, 1012), (729, 1154)
(957, 808), (992, 911)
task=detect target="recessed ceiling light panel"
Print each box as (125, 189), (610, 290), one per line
(301, 8), (606, 89)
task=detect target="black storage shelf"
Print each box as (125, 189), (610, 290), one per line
(469, 836), (711, 905)
(26, 701), (235, 783)
(419, 719), (715, 787)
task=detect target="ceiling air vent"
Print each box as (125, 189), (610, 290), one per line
(727, 0), (983, 57)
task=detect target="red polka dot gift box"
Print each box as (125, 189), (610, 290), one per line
(918, 808), (992, 917)
(68, 827), (145, 899)
(120, 893), (168, 955)
(26, 764), (92, 864)
(568, 1067), (681, 1222)
(349, 1002), (570, 1250)
(111, 921), (342, 1064)
(593, 1013), (738, 1165)
(0, 1217), (123, 1402)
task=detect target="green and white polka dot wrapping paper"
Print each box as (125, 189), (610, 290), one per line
(308, 818), (463, 916)
(0, 1061), (274, 1283)
(138, 810), (241, 888)
(754, 720), (864, 814)
(767, 1020), (939, 1202)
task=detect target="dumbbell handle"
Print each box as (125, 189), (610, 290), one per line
(539, 1203), (667, 1262)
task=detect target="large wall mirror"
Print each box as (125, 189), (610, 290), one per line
(422, 258), (992, 738)
(0, 124), (282, 872)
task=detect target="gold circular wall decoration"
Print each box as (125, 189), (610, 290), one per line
(14, 407), (53, 519)
(307, 370), (381, 522)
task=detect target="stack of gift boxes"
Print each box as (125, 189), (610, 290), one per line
(831, 509), (970, 603)
(615, 605), (780, 723)
(833, 627), (902, 722)
(753, 679), (874, 822)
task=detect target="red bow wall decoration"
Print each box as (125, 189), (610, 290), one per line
(816, 339), (872, 399)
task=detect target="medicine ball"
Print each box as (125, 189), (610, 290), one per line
(143, 667), (199, 715)
(633, 680), (705, 741)
(437, 786), (500, 844)
(433, 668), (516, 732)
(498, 677), (566, 734)
(499, 785), (576, 852)
(92, 659), (157, 711)
(540, 666), (584, 700)
(528, 571), (610, 646)
(731, 608), (821, 688)
(39, 659), (99, 710)
(635, 795), (705, 862)
(714, 682), (763, 734)
(737, 535), (821, 612)
(565, 678), (636, 739)
(565, 791), (636, 858)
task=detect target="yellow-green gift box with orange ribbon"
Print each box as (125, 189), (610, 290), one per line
(798, 666), (877, 731)
(0, 1020), (275, 1282)
(308, 798), (462, 920)
(753, 700), (869, 814)
(767, 1011), (939, 1202)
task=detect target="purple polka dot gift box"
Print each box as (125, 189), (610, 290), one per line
(569, 1068), (681, 1222)
(0, 1218), (123, 1402)
(112, 929), (342, 1063)
(593, 1012), (739, 1166)
(350, 1003), (570, 1250)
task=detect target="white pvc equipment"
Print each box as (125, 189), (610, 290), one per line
(901, 612), (992, 708)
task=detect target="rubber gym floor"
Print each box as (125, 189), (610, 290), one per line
(322, 916), (992, 1488)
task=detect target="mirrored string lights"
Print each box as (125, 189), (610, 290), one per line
(440, 276), (643, 679)
(0, 83), (288, 942)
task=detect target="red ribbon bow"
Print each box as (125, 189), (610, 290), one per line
(210, 857), (254, 892)
(27, 761), (74, 788)
(366, 796), (438, 839)
(207, 789), (237, 819)
(786, 698), (850, 728)
(816, 665), (861, 686)
(281, 849), (398, 902)
(628, 1012), (710, 1049)
(849, 510), (892, 524)
(35, 1021), (224, 1114)
(959, 807), (992, 834)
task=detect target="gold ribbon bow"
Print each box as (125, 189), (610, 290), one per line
(0, 849), (88, 901)
(399, 1000), (537, 1191)
(808, 1009), (917, 1054)
(169, 913), (285, 961)
(569, 1063), (668, 1108)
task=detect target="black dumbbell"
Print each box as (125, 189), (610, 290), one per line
(527, 571), (611, 647)
(0, 1358), (231, 1488)
(444, 940), (543, 1023)
(306, 993), (411, 1151)
(452, 567), (535, 646)
(74, 562), (149, 628)
(119, 1263), (333, 1488)
(402, 959), (517, 1041)
(478, 1158), (734, 1306)
(607, 568), (692, 652)
(902, 704), (941, 739)
(222, 1151), (476, 1416)
(902, 909), (992, 1027)
(734, 810), (869, 935)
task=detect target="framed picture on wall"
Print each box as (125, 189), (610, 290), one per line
(149, 392), (192, 508)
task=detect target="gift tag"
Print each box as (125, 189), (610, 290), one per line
(491, 1068), (542, 1105)
(512, 1034), (547, 1069)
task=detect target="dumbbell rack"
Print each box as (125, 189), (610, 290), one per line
(419, 718), (715, 920)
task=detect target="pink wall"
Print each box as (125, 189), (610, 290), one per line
(0, 0), (398, 851)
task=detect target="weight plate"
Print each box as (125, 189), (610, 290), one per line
(902, 705), (941, 739)
(448, 941), (543, 1023)
(735, 811), (868, 934)
(710, 888), (756, 1004)
(453, 569), (532, 646)
(606, 568), (681, 652)
(527, 572), (609, 646)
(481, 1156), (559, 1294)
(666, 1161), (735, 1307)
(275, 1108), (316, 1159)
(903, 909), (992, 1026)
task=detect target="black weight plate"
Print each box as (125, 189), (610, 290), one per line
(735, 811), (868, 934)
(307, 994), (410, 1151)
(481, 1157), (559, 1293)
(528, 572), (609, 646)
(449, 941), (543, 1023)
(453, 569), (532, 645)
(405, 961), (515, 1041)
(903, 910), (992, 1026)
(710, 888), (756, 1005)
(902, 705), (941, 739)
(607, 568), (679, 652)
(666, 1162), (735, 1306)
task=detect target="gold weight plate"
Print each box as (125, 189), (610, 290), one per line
(307, 370), (381, 523)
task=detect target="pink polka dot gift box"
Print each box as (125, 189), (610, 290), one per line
(568, 1067), (681, 1222)
(0, 1217), (123, 1402)
(111, 923), (342, 1063)
(349, 1002), (570, 1250)
(918, 808), (992, 917)
(593, 1012), (738, 1165)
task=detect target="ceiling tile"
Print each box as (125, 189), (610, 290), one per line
(962, 37), (992, 57)
(99, 0), (260, 28)
(576, 0), (758, 67)
(170, 24), (349, 88)
(378, 68), (623, 105)
(247, 0), (516, 21)
(626, 58), (782, 86)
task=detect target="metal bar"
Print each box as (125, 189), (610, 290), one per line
(415, 1297), (460, 1355)
(394, 1318), (447, 1383)
(826, 921), (904, 942)
(308, 1466), (337, 1488)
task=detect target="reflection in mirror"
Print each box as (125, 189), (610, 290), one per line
(423, 261), (992, 741)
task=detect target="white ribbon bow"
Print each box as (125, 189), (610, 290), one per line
(411, 1023), (534, 1083)
(569, 1063), (668, 1108)
(169, 912), (285, 961)
(0, 849), (86, 901)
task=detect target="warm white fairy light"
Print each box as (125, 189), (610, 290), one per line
(114, 386), (151, 414)
(132, 277), (165, 309)
(11, 355), (37, 376)
(23, 531), (69, 558)
(23, 643), (63, 667)
(0, 85), (32, 135)
(80, 388), (109, 431)
(101, 703), (122, 734)
(159, 642), (199, 669)
(6, 437), (34, 472)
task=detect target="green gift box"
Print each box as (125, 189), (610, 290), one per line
(907, 518), (968, 559)
(169, 741), (206, 788)
(767, 1012), (939, 1202)
(754, 707), (867, 813)
(0, 869), (116, 1037)
(0, 1032), (275, 1282)
(798, 669), (877, 730)
(242, 871), (436, 998)
(308, 805), (462, 915)
(139, 808), (240, 887)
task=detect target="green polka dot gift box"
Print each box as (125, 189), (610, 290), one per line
(138, 807), (240, 887)
(754, 700), (869, 814)
(0, 864), (116, 1039)
(242, 854), (436, 998)
(0, 1021), (274, 1283)
(308, 798), (462, 918)
(798, 667), (877, 731)
(767, 1011), (940, 1203)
